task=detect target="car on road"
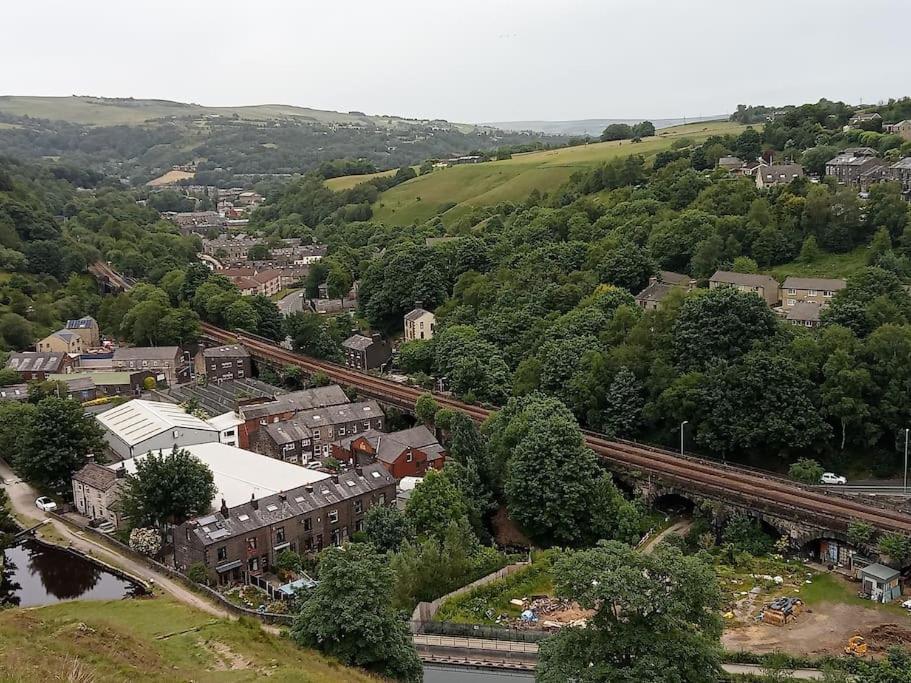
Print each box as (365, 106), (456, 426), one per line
(820, 472), (848, 485)
(35, 496), (57, 512)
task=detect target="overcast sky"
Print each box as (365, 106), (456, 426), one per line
(4, 0), (908, 123)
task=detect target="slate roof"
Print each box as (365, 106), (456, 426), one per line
(342, 334), (376, 351)
(203, 344), (250, 359)
(266, 401), (382, 444)
(239, 386), (349, 421)
(6, 352), (67, 373)
(112, 346), (180, 362)
(635, 281), (677, 305)
(73, 462), (119, 492)
(782, 277), (846, 291)
(757, 163), (804, 185)
(0, 384), (28, 401)
(710, 271), (779, 289)
(188, 463), (394, 547)
(786, 302), (822, 323)
(404, 307), (432, 322)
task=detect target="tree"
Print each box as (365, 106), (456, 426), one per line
(877, 532), (911, 568)
(291, 543), (422, 682)
(247, 243), (271, 261)
(405, 469), (469, 539)
(673, 287), (779, 371)
(788, 458), (824, 485)
(596, 239), (656, 292)
(731, 256), (759, 273)
(325, 260), (354, 303)
(821, 347), (872, 450)
(0, 313), (33, 350)
(799, 235), (822, 263)
(537, 541), (722, 683)
(248, 295), (284, 341)
(602, 367), (644, 438)
(128, 527), (162, 556)
(225, 298), (259, 331)
(414, 393), (438, 426)
(867, 182), (909, 240)
(0, 368), (19, 386)
(847, 521), (875, 548)
(504, 396), (604, 546)
(275, 549), (302, 575)
(600, 123), (633, 141)
(119, 446), (216, 529)
(733, 127), (761, 161)
(283, 311), (343, 361)
(631, 120), (656, 138)
(363, 504), (413, 554)
(16, 398), (105, 495)
(398, 339), (434, 375)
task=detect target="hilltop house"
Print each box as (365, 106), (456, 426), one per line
(884, 120), (911, 141)
(634, 271), (693, 310)
(755, 163), (805, 189)
(780, 277), (846, 307)
(404, 302), (435, 341)
(709, 271), (780, 306)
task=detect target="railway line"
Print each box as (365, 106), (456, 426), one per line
(199, 322), (911, 536)
(89, 262), (911, 537)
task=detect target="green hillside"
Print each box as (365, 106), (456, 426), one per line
(347, 120), (747, 226)
(0, 597), (378, 682)
(0, 95), (461, 129)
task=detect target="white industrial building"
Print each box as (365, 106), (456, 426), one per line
(111, 442), (331, 508)
(96, 399), (219, 460)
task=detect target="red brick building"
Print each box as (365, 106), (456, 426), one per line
(331, 425), (446, 479)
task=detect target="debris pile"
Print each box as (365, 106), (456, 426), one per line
(865, 624), (911, 650)
(496, 596), (594, 630)
(759, 597), (803, 626)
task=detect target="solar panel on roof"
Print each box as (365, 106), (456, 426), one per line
(294, 496), (305, 503)
(266, 504), (278, 512)
(197, 515), (219, 526)
(237, 514), (250, 522)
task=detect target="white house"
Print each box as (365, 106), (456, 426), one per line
(404, 302), (435, 342)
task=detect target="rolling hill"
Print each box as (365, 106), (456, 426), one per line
(485, 115), (727, 137)
(0, 95), (471, 130)
(333, 120), (748, 226)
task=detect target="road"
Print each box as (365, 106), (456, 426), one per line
(0, 458), (231, 621)
(276, 289), (307, 316)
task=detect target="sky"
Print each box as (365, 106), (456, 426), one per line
(3, 0), (909, 124)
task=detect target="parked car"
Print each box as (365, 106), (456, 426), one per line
(821, 472), (848, 485)
(35, 496), (57, 512)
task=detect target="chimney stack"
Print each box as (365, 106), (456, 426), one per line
(305, 484), (314, 494)
(278, 490), (286, 502)
(115, 463), (126, 479)
(85, 453), (95, 463)
(250, 493), (259, 510)
(414, 300), (423, 310)
(354, 466), (363, 477)
(371, 333), (382, 343)
(220, 498), (229, 518)
(331, 475), (339, 485)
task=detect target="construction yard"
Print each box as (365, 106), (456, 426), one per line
(722, 567), (911, 657)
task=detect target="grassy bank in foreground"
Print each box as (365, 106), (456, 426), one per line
(0, 597), (378, 682)
(328, 120), (747, 227)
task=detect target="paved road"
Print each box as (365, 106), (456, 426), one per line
(0, 458), (232, 621)
(276, 290), (307, 316)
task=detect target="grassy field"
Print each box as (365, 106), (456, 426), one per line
(0, 95), (441, 129)
(767, 246), (869, 282)
(147, 169), (196, 187)
(0, 597), (378, 682)
(342, 120), (747, 226)
(325, 168), (398, 191)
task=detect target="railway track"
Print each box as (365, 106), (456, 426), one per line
(89, 263), (911, 536)
(198, 322), (911, 536)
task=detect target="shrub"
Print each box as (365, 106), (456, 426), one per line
(142, 376), (156, 391)
(187, 562), (209, 585)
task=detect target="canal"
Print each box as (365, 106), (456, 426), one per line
(1, 538), (144, 607)
(423, 665), (534, 682)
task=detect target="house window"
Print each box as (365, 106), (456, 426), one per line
(303, 518), (312, 531)
(406, 451), (413, 463)
(338, 427), (345, 436)
(378, 493), (386, 505)
(248, 557), (259, 572)
(354, 500), (363, 514)
(276, 527), (286, 543)
(246, 537), (257, 550)
(355, 519), (364, 533)
(787, 299), (796, 306)
(328, 509), (338, 524)
(217, 547), (227, 562)
(313, 430), (320, 441)
(808, 289), (818, 297)
(787, 288), (796, 295)
(824, 290), (834, 297)
(260, 419), (267, 426)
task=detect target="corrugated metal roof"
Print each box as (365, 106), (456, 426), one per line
(96, 399), (217, 446)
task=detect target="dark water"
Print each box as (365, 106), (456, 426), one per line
(1, 539), (144, 607)
(423, 665), (534, 682)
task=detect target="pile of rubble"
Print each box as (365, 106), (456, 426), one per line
(497, 596), (594, 630)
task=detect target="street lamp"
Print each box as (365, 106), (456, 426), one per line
(680, 421), (689, 457)
(904, 428), (909, 493)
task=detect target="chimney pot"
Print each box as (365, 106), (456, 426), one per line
(414, 300), (423, 310)
(354, 466), (363, 477)
(220, 498), (229, 517)
(250, 493), (259, 510)
(331, 475), (339, 485)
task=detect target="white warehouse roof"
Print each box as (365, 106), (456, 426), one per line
(97, 400), (217, 447)
(110, 442), (331, 508)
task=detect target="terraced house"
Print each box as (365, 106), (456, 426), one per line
(780, 277), (846, 307)
(237, 385), (350, 449)
(174, 463), (395, 584)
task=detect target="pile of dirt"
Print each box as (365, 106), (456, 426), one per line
(498, 597), (595, 630)
(864, 624), (911, 650)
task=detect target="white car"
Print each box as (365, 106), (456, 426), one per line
(820, 472), (847, 485)
(35, 496), (57, 512)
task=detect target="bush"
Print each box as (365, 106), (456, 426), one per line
(788, 458), (823, 485)
(187, 562), (209, 585)
(142, 376), (156, 391)
(722, 515), (774, 556)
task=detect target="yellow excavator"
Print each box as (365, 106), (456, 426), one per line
(845, 635), (868, 657)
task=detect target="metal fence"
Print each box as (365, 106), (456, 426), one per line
(415, 620), (550, 643)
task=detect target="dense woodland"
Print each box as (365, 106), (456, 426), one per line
(247, 99), (911, 478)
(0, 110), (563, 187)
